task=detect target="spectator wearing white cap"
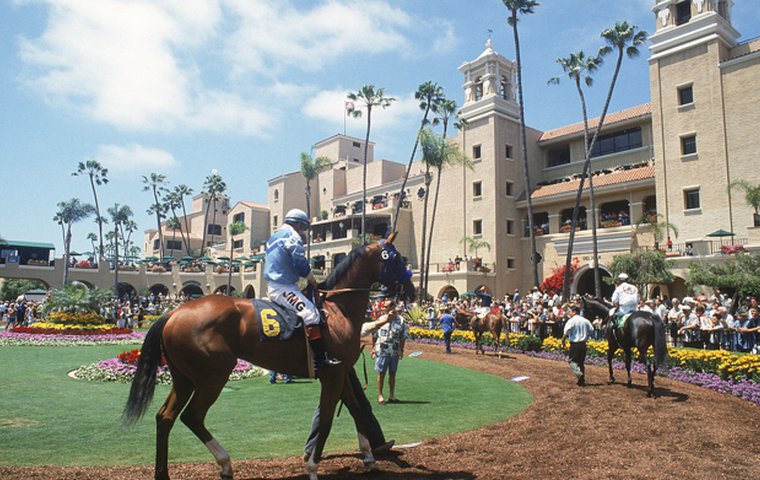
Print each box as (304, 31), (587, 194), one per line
(610, 273), (640, 328)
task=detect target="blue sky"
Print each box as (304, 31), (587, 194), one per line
(2, 0), (758, 255)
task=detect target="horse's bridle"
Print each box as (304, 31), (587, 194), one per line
(318, 240), (411, 299)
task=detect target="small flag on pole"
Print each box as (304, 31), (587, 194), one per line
(345, 100), (355, 111)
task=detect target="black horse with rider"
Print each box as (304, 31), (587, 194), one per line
(581, 297), (668, 397)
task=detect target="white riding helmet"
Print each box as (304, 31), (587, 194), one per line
(618, 273), (629, 281)
(284, 209), (310, 229)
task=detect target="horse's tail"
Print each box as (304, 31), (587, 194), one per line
(652, 315), (668, 367)
(122, 314), (169, 426)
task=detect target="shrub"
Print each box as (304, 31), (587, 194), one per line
(42, 285), (113, 315)
(515, 335), (542, 352)
(404, 304), (427, 326)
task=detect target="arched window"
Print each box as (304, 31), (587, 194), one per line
(273, 189), (279, 202)
(474, 76), (483, 101)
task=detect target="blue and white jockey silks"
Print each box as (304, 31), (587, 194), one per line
(264, 223), (320, 328)
(611, 281), (640, 315)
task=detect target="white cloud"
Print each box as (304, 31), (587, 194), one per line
(223, 0), (412, 76)
(96, 144), (179, 173)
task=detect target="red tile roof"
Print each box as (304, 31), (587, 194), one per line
(531, 164), (655, 200)
(538, 103), (651, 142)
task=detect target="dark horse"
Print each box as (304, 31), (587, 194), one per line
(581, 297), (668, 397)
(454, 308), (507, 355)
(122, 234), (414, 480)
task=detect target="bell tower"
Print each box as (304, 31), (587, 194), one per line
(649, 0), (743, 242)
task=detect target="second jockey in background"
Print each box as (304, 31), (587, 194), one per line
(264, 208), (341, 369)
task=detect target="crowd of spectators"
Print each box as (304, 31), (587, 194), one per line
(378, 287), (759, 355)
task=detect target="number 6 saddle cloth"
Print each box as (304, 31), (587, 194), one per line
(252, 298), (302, 342)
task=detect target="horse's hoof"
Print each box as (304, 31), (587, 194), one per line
(627, 381), (632, 388)
(363, 460), (377, 471)
(608, 378), (615, 385)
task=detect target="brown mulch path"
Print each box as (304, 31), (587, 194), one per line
(2, 342), (759, 479)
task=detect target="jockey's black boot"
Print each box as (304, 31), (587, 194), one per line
(306, 326), (341, 369)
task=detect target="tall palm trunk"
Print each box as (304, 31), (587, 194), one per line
(305, 181), (312, 257)
(424, 165), (443, 294)
(361, 108), (372, 243)
(151, 188), (165, 259)
(63, 225), (72, 285)
(226, 240), (234, 296)
(200, 196), (212, 256)
(392, 106), (431, 232)
(423, 121), (451, 295)
(511, 9), (540, 288)
(210, 198), (218, 250)
(113, 224), (120, 295)
(417, 165), (432, 298)
(562, 77), (591, 300)
(180, 200), (192, 256)
(563, 47), (626, 300)
(88, 176), (104, 262)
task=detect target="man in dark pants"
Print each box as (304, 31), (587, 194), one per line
(304, 367), (394, 458)
(561, 304), (594, 386)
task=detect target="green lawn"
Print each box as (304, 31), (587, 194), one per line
(0, 345), (532, 466)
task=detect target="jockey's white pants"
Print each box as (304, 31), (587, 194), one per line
(267, 282), (320, 327)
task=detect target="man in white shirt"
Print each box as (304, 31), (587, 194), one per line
(610, 273), (640, 328)
(562, 304), (595, 386)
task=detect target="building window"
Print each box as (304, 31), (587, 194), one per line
(473, 144), (482, 160)
(506, 181), (514, 197)
(507, 258), (516, 269)
(207, 224), (222, 236)
(273, 189), (279, 202)
(547, 144), (570, 167)
(473, 219), (483, 235)
(273, 215), (278, 227)
(233, 212), (245, 223)
(232, 239), (243, 249)
(166, 240), (182, 251)
(153, 239), (159, 251)
(589, 127), (643, 158)
(675, 1), (691, 25)
(352, 141), (361, 148)
(681, 135), (697, 155)
(678, 85), (693, 106)
(473, 181), (482, 198)
(352, 157), (361, 163)
(475, 77), (483, 101)
(684, 188), (700, 210)
(506, 219), (515, 235)
(505, 144), (513, 159)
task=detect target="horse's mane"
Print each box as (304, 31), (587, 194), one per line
(319, 245), (368, 290)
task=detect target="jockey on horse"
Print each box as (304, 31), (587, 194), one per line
(610, 272), (640, 330)
(264, 208), (341, 370)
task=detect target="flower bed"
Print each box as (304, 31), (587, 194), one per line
(409, 327), (760, 404)
(0, 329), (144, 346)
(71, 349), (265, 384)
(12, 322), (131, 335)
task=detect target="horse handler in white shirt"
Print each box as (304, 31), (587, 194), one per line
(562, 304), (595, 387)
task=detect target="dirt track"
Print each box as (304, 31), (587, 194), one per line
(2, 342), (759, 479)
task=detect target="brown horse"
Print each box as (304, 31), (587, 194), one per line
(471, 310), (508, 355)
(122, 234), (414, 480)
(454, 308), (507, 355)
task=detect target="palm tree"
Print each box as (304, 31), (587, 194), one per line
(72, 160), (108, 262)
(163, 190), (190, 257)
(423, 100), (469, 295)
(142, 173), (168, 258)
(165, 217), (182, 256)
(200, 171), (227, 256)
(548, 50), (604, 300)
(226, 221), (247, 295)
(54, 198), (95, 285)
(504, 0), (541, 288)
(172, 184), (194, 255)
(107, 203), (133, 295)
(635, 213), (678, 250)
(347, 85), (395, 243)
(729, 180), (760, 225)
(86, 232), (98, 261)
(391, 81), (444, 233)
(300, 152), (332, 257)
(418, 127), (472, 298)
(460, 235), (491, 259)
